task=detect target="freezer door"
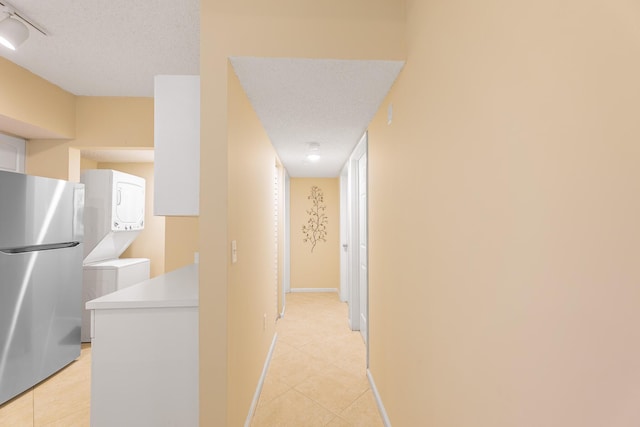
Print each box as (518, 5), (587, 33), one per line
(0, 170), (84, 250)
(0, 244), (83, 405)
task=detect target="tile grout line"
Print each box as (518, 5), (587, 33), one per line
(293, 379), (371, 423)
(252, 293), (382, 426)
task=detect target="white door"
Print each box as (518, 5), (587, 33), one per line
(358, 153), (368, 344)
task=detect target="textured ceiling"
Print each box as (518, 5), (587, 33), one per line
(0, 0), (199, 97)
(231, 57), (404, 177)
(1, 2), (403, 174)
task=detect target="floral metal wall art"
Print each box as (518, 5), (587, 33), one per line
(302, 185), (328, 252)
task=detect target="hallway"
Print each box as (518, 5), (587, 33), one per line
(251, 292), (383, 426)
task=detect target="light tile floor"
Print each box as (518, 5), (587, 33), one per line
(0, 343), (91, 427)
(0, 293), (380, 427)
(251, 292), (383, 427)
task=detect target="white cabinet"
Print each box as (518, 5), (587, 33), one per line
(0, 133), (25, 173)
(87, 264), (199, 426)
(154, 75), (200, 216)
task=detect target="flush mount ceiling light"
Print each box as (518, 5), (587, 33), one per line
(306, 142), (321, 162)
(0, 1), (48, 50)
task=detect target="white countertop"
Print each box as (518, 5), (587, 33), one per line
(86, 263), (198, 310)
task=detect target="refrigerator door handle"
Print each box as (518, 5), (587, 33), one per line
(0, 241), (80, 254)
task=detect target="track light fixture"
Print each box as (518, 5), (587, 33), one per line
(0, 0), (48, 51)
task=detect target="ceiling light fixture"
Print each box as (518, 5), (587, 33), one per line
(0, 16), (28, 50)
(0, 1), (48, 51)
(306, 142), (321, 162)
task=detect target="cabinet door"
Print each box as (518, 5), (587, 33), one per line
(154, 75), (200, 216)
(0, 133), (26, 173)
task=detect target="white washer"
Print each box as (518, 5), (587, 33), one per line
(81, 258), (150, 342)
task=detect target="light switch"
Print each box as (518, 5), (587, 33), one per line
(231, 240), (238, 264)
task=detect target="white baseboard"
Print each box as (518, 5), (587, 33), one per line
(245, 333), (278, 427)
(367, 369), (392, 427)
(289, 288), (338, 293)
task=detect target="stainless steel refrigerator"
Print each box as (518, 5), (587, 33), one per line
(0, 170), (84, 405)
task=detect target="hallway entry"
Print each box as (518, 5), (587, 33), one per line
(341, 133), (369, 352)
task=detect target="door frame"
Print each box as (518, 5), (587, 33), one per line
(346, 132), (367, 340)
(357, 147), (368, 347)
(282, 170), (291, 316)
(339, 165), (349, 303)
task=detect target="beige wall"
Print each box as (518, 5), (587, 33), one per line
(0, 57), (75, 139)
(200, 2), (406, 424)
(227, 65), (280, 426)
(290, 178), (340, 290)
(68, 148), (81, 182)
(367, 1), (640, 426)
(74, 97), (154, 148)
(80, 157), (98, 172)
(164, 217), (199, 273)
(25, 140), (73, 180)
(98, 162), (166, 278)
(23, 96), (154, 182)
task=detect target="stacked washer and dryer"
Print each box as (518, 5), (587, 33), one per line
(80, 169), (150, 342)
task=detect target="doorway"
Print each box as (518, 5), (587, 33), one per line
(343, 132), (368, 356)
